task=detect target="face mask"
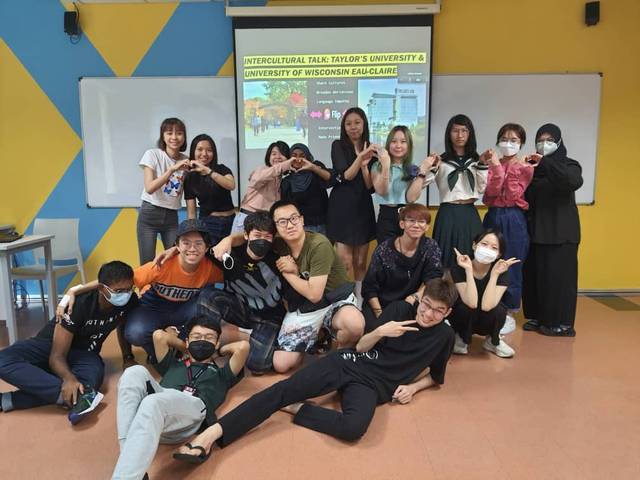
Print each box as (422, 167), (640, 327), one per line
(187, 340), (216, 362)
(536, 140), (559, 156)
(497, 141), (520, 157)
(474, 245), (498, 264)
(103, 289), (132, 307)
(248, 239), (272, 258)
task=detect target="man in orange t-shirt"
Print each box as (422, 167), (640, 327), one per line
(124, 219), (222, 361)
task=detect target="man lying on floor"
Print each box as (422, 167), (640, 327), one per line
(171, 277), (457, 465)
(0, 261), (137, 424)
(111, 316), (248, 479)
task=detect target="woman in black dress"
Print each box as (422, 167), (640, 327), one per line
(327, 107), (377, 302)
(522, 123), (582, 337)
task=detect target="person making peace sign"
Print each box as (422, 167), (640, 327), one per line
(449, 229), (520, 358)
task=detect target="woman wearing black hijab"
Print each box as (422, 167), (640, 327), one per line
(522, 124), (583, 336)
(280, 143), (333, 235)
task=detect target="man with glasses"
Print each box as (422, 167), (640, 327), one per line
(171, 277), (458, 462)
(59, 219), (223, 363)
(212, 201), (366, 373)
(268, 200), (366, 373)
(112, 316), (248, 478)
(0, 261), (138, 425)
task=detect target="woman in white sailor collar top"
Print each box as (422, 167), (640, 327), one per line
(431, 114), (489, 268)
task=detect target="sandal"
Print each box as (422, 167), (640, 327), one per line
(172, 442), (213, 464)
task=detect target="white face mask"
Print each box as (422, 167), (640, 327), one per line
(536, 140), (559, 156)
(474, 245), (498, 264)
(497, 141), (520, 157)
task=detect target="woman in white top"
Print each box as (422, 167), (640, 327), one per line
(137, 117), (190, 265)
(431, 114), (488, 268)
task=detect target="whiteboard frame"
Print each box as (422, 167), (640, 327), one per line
(79, 76), (238, 208)
(427, 72), (602, 206)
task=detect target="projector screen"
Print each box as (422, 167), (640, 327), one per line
(233, 16), (433, 200)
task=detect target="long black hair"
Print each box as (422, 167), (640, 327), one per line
(189, 134), (218, 165)
(339, 107), (370, 151)
(442, 114), (478, 161)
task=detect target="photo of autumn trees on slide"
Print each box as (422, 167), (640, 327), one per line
(243, 80), (308, 149)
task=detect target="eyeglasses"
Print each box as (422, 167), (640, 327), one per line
(179, 240), (207, 250)
(419, 298), (448, 318)
(451, 128), (469, 135)
(104, 285), (134, 294)
(275, 214), (302, 228)
(403, 218), (428, 227)
(189, 333), (218, 342)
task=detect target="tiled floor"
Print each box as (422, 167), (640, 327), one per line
(1, 296), (639, 479)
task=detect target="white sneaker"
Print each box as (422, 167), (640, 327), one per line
(500, 314), (516, 335)
(453, 333), (468, 355)
(483, 336), (515, 358)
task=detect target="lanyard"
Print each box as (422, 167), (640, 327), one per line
(184, 359), (208, 387)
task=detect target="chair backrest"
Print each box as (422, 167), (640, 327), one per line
(33, 218), (82, 263)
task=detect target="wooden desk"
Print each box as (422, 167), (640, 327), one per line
(0, 235), (56, 344)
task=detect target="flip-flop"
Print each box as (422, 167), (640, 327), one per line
(172, 442), (213, 464)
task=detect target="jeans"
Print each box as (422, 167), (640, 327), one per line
(136, 201), (179, 265)
(0, 337), (104, 411)
(124, 292), (200, 361)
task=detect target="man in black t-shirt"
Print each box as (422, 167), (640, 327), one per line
(198, 213), (287, 373)
(0, 261), (138, 425)
(172, 278), (459, 463)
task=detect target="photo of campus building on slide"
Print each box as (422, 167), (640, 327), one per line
(358, 78), (428, 152)
(243, 81), (309, 149)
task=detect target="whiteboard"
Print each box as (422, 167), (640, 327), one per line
(80, 77), (238, 208)
(428, 73), (601, 205)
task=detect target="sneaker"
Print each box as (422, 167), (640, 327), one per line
(483, 336), (515, 358)
(68, 387), (104, 425)
(453, 333), (468, 355)
(500, 314), (517, 335)
(523, 319), (540, 331)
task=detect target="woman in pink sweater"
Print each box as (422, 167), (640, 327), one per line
(482, 123), (534, 328)
(231, 141), (294, 233)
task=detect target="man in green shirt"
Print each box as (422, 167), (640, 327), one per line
(212, 200), (365, 374)
(111, 316), (248, 479)
(269, 200), (365, 372)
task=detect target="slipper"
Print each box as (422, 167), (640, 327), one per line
(172, 442), (213, 464)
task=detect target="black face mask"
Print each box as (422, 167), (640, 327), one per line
(248, 239), (272, 258)
(187, 340), (216, 362)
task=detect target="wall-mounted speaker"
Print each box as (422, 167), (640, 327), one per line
(585, 1), (600, 27)
(64, 11), (79, 36)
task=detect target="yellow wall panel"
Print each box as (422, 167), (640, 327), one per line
(62, 1), (178, 77)
(0, 39), (82, 234)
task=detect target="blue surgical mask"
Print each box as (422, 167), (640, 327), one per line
(103, 286), (133, 307)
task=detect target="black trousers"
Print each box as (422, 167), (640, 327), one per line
(218, 352), (378, 446)
(522, 243), (578, 328)
(448, 302), (507, 346)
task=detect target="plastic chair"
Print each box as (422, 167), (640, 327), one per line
(12, 218), (86, 311)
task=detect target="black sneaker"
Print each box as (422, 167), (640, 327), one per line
(522, 319), (540, 331)
(68, 387), (104, 425)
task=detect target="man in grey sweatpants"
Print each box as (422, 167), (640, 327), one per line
(112, 316), (248, 480)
